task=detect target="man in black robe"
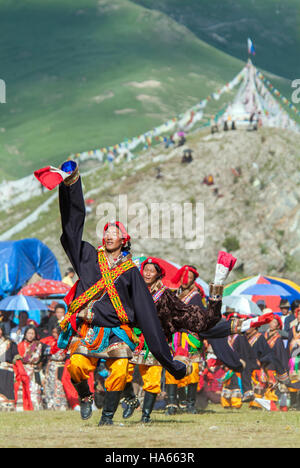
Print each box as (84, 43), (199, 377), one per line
(54, 161), (221, 425)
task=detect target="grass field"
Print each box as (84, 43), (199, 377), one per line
(1, 405), (300, 448)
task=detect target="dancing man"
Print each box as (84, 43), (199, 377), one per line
(34, 161), (219, 425)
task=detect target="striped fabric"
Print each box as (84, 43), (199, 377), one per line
(60, 247), (136, 331)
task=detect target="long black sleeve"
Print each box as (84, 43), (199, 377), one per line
(130, 270), (186, 380)
(198, 319), (233, 339)
(208, 337), (242, 371)
(59, 178), (97, 279)
(58, 177), (185, 380)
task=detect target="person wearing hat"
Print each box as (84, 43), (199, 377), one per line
(122, 257), (169, 423)
(264, 315), (289, 375)
(284, 299), (300, 334)
(169, 265), (207, 414)
(245, 314), (299, 410)
(244, 324), (282, 410)
(122, 255), (247, 421)
(258, 307), (274, 334)
(165, 262), (257, 415)
(220, 331), (257, 410)
(264, 315), (293, 410)
(141, 257), (227, 418)
(277, 298), (291, 339)
(53, 161), (191, 426)
(288, 306), (300, 359)
(256, 300), (266, 312)
(287, 305), (300, 409)
(279, 298), (291, 318)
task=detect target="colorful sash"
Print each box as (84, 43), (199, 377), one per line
(152, 285), (167, 303)
(181, 289), (200, 304)
(60, 247), (136, 331)
(172, 331), (202, 355)
(247, 331), (260, 347)
(265, 331), (280, 349)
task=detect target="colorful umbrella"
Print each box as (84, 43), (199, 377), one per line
(18, 279), (71, 298)
(133, 256), (209, 295)
(242, 284), (291, 297)
(221, 296), (262, 316)
(0, 294), (48, 311)
(224, 275), (300, 312)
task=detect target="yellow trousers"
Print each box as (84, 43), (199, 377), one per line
(165, 363), (199, 387)
(68, 354), (130, 392)
(221, 395), (242, 409)
(127, 363), (162, 394)
(68, 354), (98, 383)
(221, 373), (242, 409)
(249, 370), (278, 409)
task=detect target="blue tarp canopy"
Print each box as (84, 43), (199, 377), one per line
(0, 239), (61, 297)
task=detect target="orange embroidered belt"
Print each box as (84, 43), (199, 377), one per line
(60, 248), (136, 331)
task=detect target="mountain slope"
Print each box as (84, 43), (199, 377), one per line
(2, 126), (300, 285)
(132, 0), (300, 80)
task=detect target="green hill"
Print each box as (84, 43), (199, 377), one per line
(0, 0), (296, 180)
(132, 0), (300, 80)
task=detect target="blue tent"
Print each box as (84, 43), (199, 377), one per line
(0, 239), (61, 297)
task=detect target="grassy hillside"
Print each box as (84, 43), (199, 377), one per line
(0, 0), (296, 180)
(133, 0), (300, 80)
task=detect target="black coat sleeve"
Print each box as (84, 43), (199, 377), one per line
(198, 319), (232, 339)
(130, 269), (186, 380)
(59, 177), (97, 278)
(208, 337), (243, 371)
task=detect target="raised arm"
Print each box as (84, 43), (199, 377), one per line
(58, 163), (95, 277)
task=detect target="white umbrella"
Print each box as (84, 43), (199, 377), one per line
(221, 295), (262, 316)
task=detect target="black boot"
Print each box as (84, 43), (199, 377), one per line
(165, 384), (178, 416)
(177, 386), (188, 413)
(186, 383), (198, 414)
(141, 391), (157, 423)
(73, 380), (93, 420)
(98, 391), (122, 426)
(121, 382), (140, 419)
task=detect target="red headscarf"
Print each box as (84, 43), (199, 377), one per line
(102, 221), (131, 246)
(272, 314), (283, 330)
(172, 265), (199, 285)
(140, 257), (166, 278)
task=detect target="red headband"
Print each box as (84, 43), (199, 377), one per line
(172, 265), (199, 285)
(140, 257), (166, 278)
(102, 221), (131, 246)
